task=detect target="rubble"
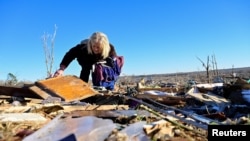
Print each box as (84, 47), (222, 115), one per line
(0, 75), (250, 141)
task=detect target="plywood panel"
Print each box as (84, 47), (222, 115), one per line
(35, 75), (99, 102)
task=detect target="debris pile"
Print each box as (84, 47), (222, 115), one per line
(0, 75), (250, 141)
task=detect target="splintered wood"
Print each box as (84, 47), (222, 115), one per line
(34, 75), (99, 102)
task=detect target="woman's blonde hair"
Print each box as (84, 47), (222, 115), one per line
(87, 32), (111, 58)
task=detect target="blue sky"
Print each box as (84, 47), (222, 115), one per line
(0, 0), (249, 82)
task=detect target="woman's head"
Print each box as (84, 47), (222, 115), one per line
(87, 32), (111, 58)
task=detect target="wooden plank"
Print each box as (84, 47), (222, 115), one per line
(0, 113), (47, 123)
(138, 87), (182, 93)
(187, 87), (231, 111)
(65, 110), (155, 118)
(35, 75), (99, 102)
(28, 86), (51, 99)
(0, 85), (41, 99)
(63, 105), (129, 112)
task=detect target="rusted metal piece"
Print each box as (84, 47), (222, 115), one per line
(34, 75), (99, 102)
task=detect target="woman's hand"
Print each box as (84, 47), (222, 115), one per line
(53, 69), (64, 77)
(52, 65), (66, 77)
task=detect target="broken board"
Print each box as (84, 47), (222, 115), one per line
(0, 85), (41, 99)
(33, 75), (99, 102)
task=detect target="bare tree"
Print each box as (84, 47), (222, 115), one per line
(212, 54), (219, 76)
(196, 56), (210, 83)
(41, 24), (57, 78)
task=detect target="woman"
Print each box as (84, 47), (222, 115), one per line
(53, 32), (123, 90)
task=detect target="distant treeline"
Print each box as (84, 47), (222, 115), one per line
(122, 67), (250, 78)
